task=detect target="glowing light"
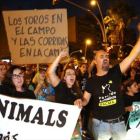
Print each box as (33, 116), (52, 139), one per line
(91, 0), (96, 5)
(86, 39), (91, 45)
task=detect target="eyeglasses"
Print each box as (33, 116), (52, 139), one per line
(12, 72), (24, 79)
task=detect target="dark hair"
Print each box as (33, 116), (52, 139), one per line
(62, 66), (82, 98)
(0, 62), (6, 68)
(93, 49), (106, 60)
(78, 63), (88, 79)
(3, 65), (27, 96)
(63, 66), (75, 75)
(121, 79), (136, 93)
(125, 67), (137, 79)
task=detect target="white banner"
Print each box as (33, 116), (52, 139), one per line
(0, 94), (81, 140)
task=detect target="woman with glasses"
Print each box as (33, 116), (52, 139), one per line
(47, 51), (82, 140)
(0, 65), (35, 99)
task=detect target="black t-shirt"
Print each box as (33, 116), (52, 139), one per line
(135, 74), (140, 84)
(54, 81), (79, 105)
(0, 85), (35, 99)
(123, 93), (140, 124)
(77, 74), (87, 92)
(85, 64), (125, 120)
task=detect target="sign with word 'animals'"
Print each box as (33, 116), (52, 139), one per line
(2, 9), (68, 64)
(0, 94), (80, 140)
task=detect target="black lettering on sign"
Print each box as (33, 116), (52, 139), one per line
(8, 17), (22, 26)
(12, 134), (18, 140)
(15, 26), (24, 35)
(8, 102), (17, 119)
(52, 13), (62, 24)
(0, 134), (3, 140)
(20, 48), (25, 57)
(33, 49), (42, 57)
(45, 109), (55, 126)
(28, 27), (56, 35)
(45, 15), (49, 23)
(20, 48), (64, 58)
(38, 37), (68, 46)
(56, 110), (68, 127)
(44, 49), (59, 57)
(0, 98), (69, 128)
(33, 15), (38, 24)
(11, 38), (17, 45)
(4, 131), (10, 140)
(0, 99), (9, 118)
(19, 37), (35, 46)
(0, 132), (18, 140)
(30, 107), (44, 125)
(30, 37), (35, 46)
(15, 104), (33, 122)
(24, 15), (49, 25)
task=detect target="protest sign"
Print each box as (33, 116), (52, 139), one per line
(0, 94), (81, 140)
(2, 9), (69, 64)
(126, 102), (140, 139)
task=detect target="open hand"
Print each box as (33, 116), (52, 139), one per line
(59, 50), (68, 59)
(125, 106), (133, 112)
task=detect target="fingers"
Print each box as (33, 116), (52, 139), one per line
(130, 107), (133, 112)
(59, 51), (68, 58)
(74, 99), (82, 109)
(93, 51), (97, 54)
(128, 106), (133, 112)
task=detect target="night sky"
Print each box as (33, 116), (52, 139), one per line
(1, 0), (140, 31)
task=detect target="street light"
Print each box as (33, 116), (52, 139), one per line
(52, 0), (106, 43)
(84, 39), (91, 59)
(91, 0), (107, 43)
(52, 0), (60, 5)
(69, 49), (82, 57)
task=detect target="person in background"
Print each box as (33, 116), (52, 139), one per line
(0, 65), (35, 99)
(47, 51), (83, 140)
(74, 23), (140, 140)
(24, 64), (35, 87)
(45, 71), (55, 100)
(29, 67), (55, 102)
(76, 61), (92, 139)
(124, 67), (140, 88)
(56, 63), (63, 78)
(21, 65), (26, 72)
(131, 59), (140, 73)
(122, 79), (140, 130)
(0, 62), (7, 85)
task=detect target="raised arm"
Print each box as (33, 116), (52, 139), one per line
(47, 51), (68, 87)
(88, 60), (95, 74)
(120, 23), (140, 73)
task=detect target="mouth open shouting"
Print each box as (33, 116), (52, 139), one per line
(102, 59), (109, 71)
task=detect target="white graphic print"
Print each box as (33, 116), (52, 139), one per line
(102, 84), (111, 93)
(99, 83), (117, 106)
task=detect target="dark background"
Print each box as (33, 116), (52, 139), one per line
(1, 0), (140, 33)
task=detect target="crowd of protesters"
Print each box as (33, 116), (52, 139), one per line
(0, 24), (140, 140)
